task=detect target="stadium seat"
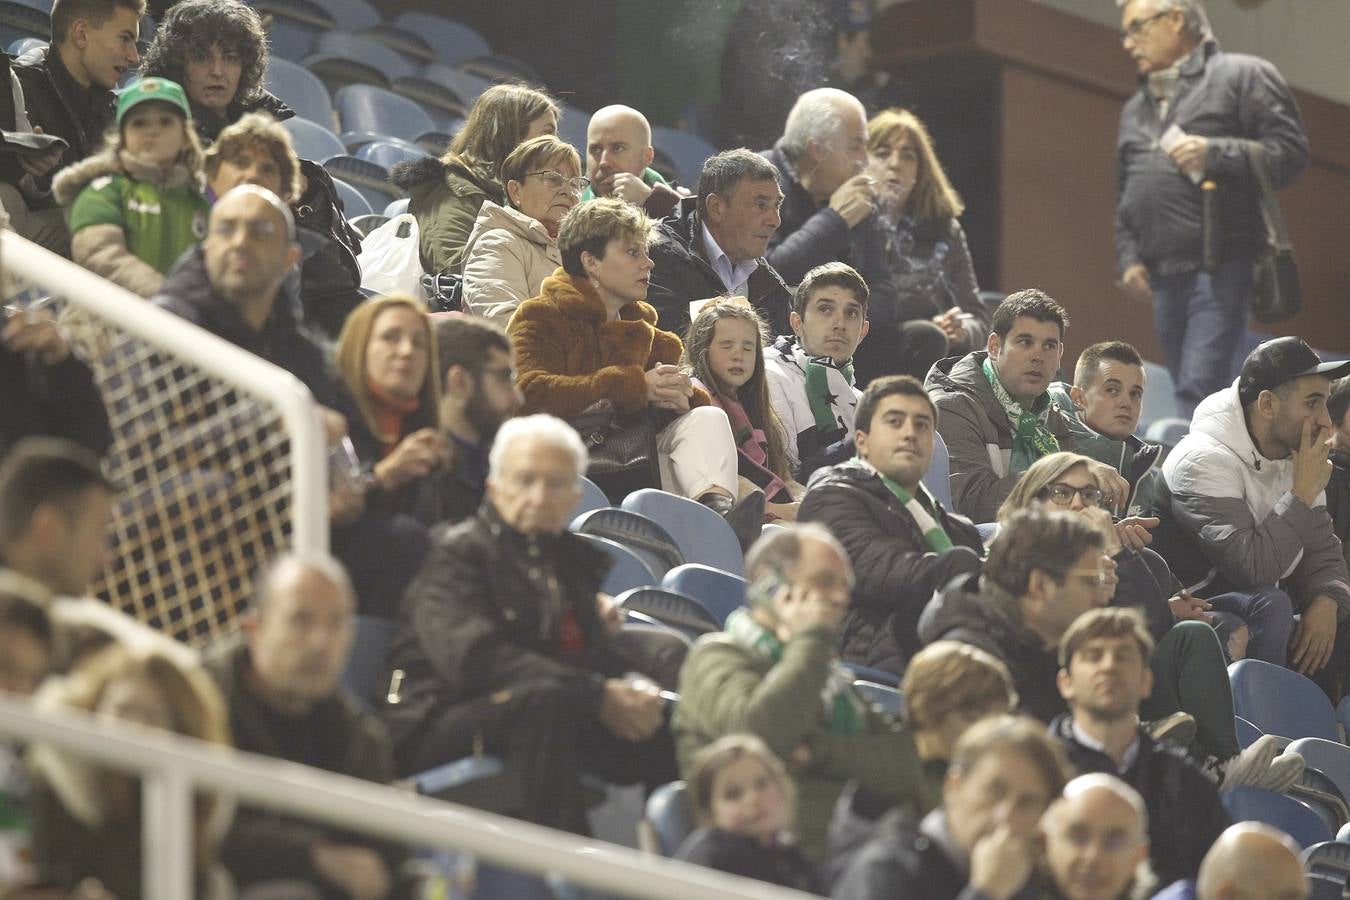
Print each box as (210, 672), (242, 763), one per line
(1139, 361), (1179, 431)
(571, 508), (685, 581)
(1144, 416), (1190, 448)
(1229, 658), (1339, 742)
(279, 116), (345, 162)
(976, 522), (999, 544)
(615, 587), (719, 641)
(1234, 715), (1264, 749)
(1290, 766), (1350, 835)
(1303, 842), (1350, 900)
(6, 35), (44, 55)
(336, 84), (437, 145)
(572, 475), (610, 519)
(393, 12), (490, 66)
(1335, 696), (1350, 739)
(922, 431), (954, 511)
(661, 563), (746, 626)
(252, 0), (332, 62)
(341, 615), (396, 706)
(388, 75), (472, 120)
(304, 31), (416, 93)
(324, 0), (378, 32)
(556, 104), (590, 157)
(650, 125), (718, 188)
(329, 176), (373, 219)
(638, 781), (693, 857)
(623, 489), (745, 576)
(1221, 787), (1332, 849)
(853, 680), (906, 716)
(459, 53), (541, 85)
(347, 214), (388, 238)
(383, 198), (410, 218)
(0, 1), (50, 47)
(571, 533), (658, 595)
(420, 64), (493, 106)
(355, 139), (432, 171)
(323, 155), (402, 212)
(841, 661), (901, 687)
(1288, 739), (1350, 814)
(359, 23), (436, 67)
(1337, 820), (1350, 842)
(263, 58), (334, 128)
(415, 130), (455, 156)
(6, 0), (50, 11)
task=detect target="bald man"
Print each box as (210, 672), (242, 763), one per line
(1043, 774), (1151, 900)
(1195, 822), (1309, 900)
(582, 104), (685, 218)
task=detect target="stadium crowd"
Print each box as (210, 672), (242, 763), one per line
(0, 0), (1347, 897)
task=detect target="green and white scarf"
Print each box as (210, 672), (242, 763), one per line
(725, 608), (864, 735)
(877, 471), (954, 552)
(981, 355), (1060, 474)
(804, 355), (855, 434)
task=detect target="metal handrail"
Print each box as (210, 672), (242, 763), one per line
(0, 695), (812, 899)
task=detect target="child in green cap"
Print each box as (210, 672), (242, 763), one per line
(53, 77), (210, 297)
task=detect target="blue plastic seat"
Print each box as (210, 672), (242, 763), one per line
(388, 75), (472, 120)
(1302, 844), (1350, 900)
(1139, 360), (1179, 432)
(335, 84), (437, 145)
(1229, 658), (1339, 742)
(661, 563), (747, 626)
(841, 661), (901, 687)
(420, 64), (493, 106)
(459, 54), (541, 86)
(329, 175), (373, 218)
(571, 475), (609, 519)
(1288, 738), (1350, 814)
(639, 781), (693, 857)
(853, 680), (906, 716)
(341, 614), (396, 706)
(556, 104), (590, 157)
(571, 533), (658, 595)
(571, 507), (684, 581)
(323, 155), (401, 212)
(0, 1), (50, 48)
(623, 488), (744, 576)
(358, 23), (436, 67)
(6, 35), (44, 55)
(650, 125), (718, 188)
(382, 197), (410, 218)
(415, 130), (455, 156)
(1144, 416), (1190, 449)
(1234, 715), (1264, 749)
(264, 58), (333, 128)
(922, 431), (954, 511)
(354, 139), (432, 171)
(280, 116), (345, 162)
(252, 0), (332, 62)
(324, 0), (379, 31)
(615, 587), (718, 640)
(1222, 787), (1332, 849)
(304, 31), (416, 93)
(393, 12), (490, 66)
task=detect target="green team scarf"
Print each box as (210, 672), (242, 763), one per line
(981, 355), (1060, 474)
(804, 354), (855, 434)
(725, 608), (864, 735)
(877, 472), (954, 552)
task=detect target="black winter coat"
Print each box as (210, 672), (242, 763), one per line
(675, 828), (822, 894)
(6, 47), (116, 199)
(799, 459), (983, 675)
(0, 341), (112, 459)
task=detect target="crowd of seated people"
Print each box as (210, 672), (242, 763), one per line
(1, 0), (1347, 896)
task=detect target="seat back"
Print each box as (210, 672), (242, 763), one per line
(1288, 738), (1350, 813)
(356, 140), (432, 171)
(661, 563), (747, 626)
(253, 0), (332, 61)
(615, 587), (718, 640)
(420, 63), (493, 105)
(1302, 841), (1350, 887)
(853, 680), (905, 716)
(324, 0), (379, 31)
(358, 23), (436, 66)
(1222, 787), (1333, 849)
(639, 781), (693, 857)
(336, 83), (436, 143)
(571, 508), (685, 581)
(922, 431), (954, 511)
(571, 533), (658, 595)
(650, 126), (717, 188)
(329, 175), (374, 218)
(323, 155), (401, 211)
(623, 488), (744, 576)
(348, 213), (389, 237)
(557, 104), (591, 157)
(280, 116), (346, 162)
(393, 13), (490, 66)
(1139, 361), (1178, 430)
(305, 31), (416, 92)
(1234, 715), (1264, 749)
(265, 57), (334, 126)
(1229, 658), (1339, 742)
(341, 614), (396, 706)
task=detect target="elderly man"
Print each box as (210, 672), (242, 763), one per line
(207, 554), (400, 900)
(581, 104), (683, 219)
(381, 414), (676, 834)
(1182, 822), (1310, 900)
(1042, 774), (1152, 900)
(674, 523), (934, 862)
(1115, 0), (1308, 419)
(646, 148), (793, 335)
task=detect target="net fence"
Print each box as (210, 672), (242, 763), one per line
(3, 234), (323, 646)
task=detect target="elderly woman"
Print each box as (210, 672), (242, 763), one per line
(508, 198), (760, 542)
(461, 135), (581, 322)
(391, 84), (560, 277)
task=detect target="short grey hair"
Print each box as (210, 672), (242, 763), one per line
(1116, 0), (1211, 39)
(696, 148), (781, 219)
(744, 522), (851, 608)
(488, 414), (589, 481)
(781, 88), (864, 162)
(252, 552), (355, 617)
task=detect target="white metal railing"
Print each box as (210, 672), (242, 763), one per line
(0, 695), (814, 899)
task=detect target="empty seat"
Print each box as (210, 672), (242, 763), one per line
(328, 175), (373, 218)
(335, 84), (437, 145)
(650, 125), (718, 188)
(556, 104), (590, 157)
(420, 64), (492, 106)
(615, 587), (718, 640)
(323, 155), (402, 212)
(264, 58), (334, 129)
(841, 661), (901, 687)
(1229, 658), (1339, 742)
(393, 12), (490, 66)
(638, 781), (692, 858)
(853, 681), (906, 716)
(359, 23), (436, 67)
(0, 1), (50, 48)
(571, 475), (610, 519)
(6, 35), (44, 55)
(304, 31), (416, 93)
(570, 507), (684, 581)
(623, 489), (745, 576)
(661, 563), (746, 626)
(1288, 738), (1350, 814)
(1234, 715), (1263, 749)
(459, 53), (541, 85)
(571, 533), (658, 595)
(252, 0), (332, 62)
(341, 615), (395, 706)
(415, 130), (455, 156)
(324, 0), (378, 31)
(1222, 787), (1332, 849)
(389, 75), (472, 119)
(382, 198), (410, 218)
(1289, 766), (1350, 835)
(1144, 416), (1190, 448)
(922, 431), (954, 510)
(1139, 360), (1178, 430)
(1303, 841), (1350, 888)
(280, 116), (345, 162)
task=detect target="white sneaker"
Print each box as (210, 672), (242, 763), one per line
(1218, 734), (1280, 792)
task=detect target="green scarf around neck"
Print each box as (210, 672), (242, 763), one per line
(981, 355), (1059, 474)
(804, 353), (855, 434)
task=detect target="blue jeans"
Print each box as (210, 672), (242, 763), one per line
(1206, 587), (1295, 666)
(1150, 259), (1252, 420)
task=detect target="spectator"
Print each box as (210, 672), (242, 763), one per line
(1048, 341), (1162, 516)
(900, 640), (1018, 783)
(53, 77), (209, 297)
(674, 734), (822, 893)
(581, 104), (683, 219)
(27, 644), (232, 897)
(646, 148), (793, 336)
(206, 554), (401, 899)
(764, 261), (867, 481)
(1328, 376), (1349, 560)
(1115, 0), (1308, 420)
(674, 523), (935, 862)
(761, 88), (905, 385)
(682, 301), (801, 521)
(141, 0), (367, 339)
(380, 415), (677, 834)
(1042, 774), (1154, 900)
(1153, 337), (1350, 694)
(461, 135), (580, 322)
(926, 289), (1129, 523)
(1, 0), (144, 255)
(1049, 608), (1243, 888)
(0, 594), (52, 891)
(201, 112), (300, 206)
(508, 198), (760, 537)
(831, 714), (1068, 900)
(866, 108), (989, 362)
(1190, 822), (1309, 900)
(799, 375), (983, 673)
(391, 84), (559, 277)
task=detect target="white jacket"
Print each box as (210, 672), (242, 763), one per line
(763, 335), (861, 476)
(461, 201), (562, 322)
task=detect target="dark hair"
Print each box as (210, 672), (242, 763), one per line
(855, 375), (936, 433)
(984, 508), (1103, 597)
(140, 0), (268, 120)
(1059, 606), (1154, 669)
(949, 714), (1071, 798)
(1074, 341), (1143, 390)
(696, 148), (781, 219)
(688, 734), (795, 829)
(0, 592), (54, 649)
(866, 108), (962, 223)
(433, 314), (511, 382)
(51, 0), (145, 45)
(447, 83), (560, 181)
(990, 289), (1070, 340)
(1329, 376), (1350, 429)
(0, 438), (113, 546)
(792, 261), (868, 318)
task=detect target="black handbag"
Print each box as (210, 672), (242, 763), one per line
(421, 272), (463, 312)
(568, 407), (661, 503)
(1248, 142), (1302, 324)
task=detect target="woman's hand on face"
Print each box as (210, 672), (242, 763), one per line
(374, 428), (450, 491)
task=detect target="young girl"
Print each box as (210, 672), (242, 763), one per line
(683, 300), (802, 521)
(674, 734), (821, 893)
(53, 77), (210, 298)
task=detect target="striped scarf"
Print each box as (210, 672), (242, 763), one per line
(877, 472), (953, 552)
(981, 355), (1059, 475)
(804, 355), (855, 434)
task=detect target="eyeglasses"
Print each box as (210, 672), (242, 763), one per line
(1039, 483), (1104, 508)
(210, 218), (279, 240)
(1067, 568), (1113, 588)
(526, 171), (590, 194)
(1121, 10), (1169, 40)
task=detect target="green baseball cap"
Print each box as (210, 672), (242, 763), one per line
(116, 77), (192, 125)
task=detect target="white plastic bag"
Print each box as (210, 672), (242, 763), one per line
(357, 213), (426, 302)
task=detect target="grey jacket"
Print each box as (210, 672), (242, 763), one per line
(924, 351), (1075, 524)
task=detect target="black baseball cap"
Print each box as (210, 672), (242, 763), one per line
(1237, 337), (1350, 407)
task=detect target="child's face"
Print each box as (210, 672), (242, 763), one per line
(122, 102), (186, 167)
(790, 286), (870, 365)
(709, 755), (788, 844)
(707, 316), (760, 394)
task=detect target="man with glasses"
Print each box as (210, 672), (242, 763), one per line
(1114, 0), (1307, 419)
(1041, 774), (1153, 900)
